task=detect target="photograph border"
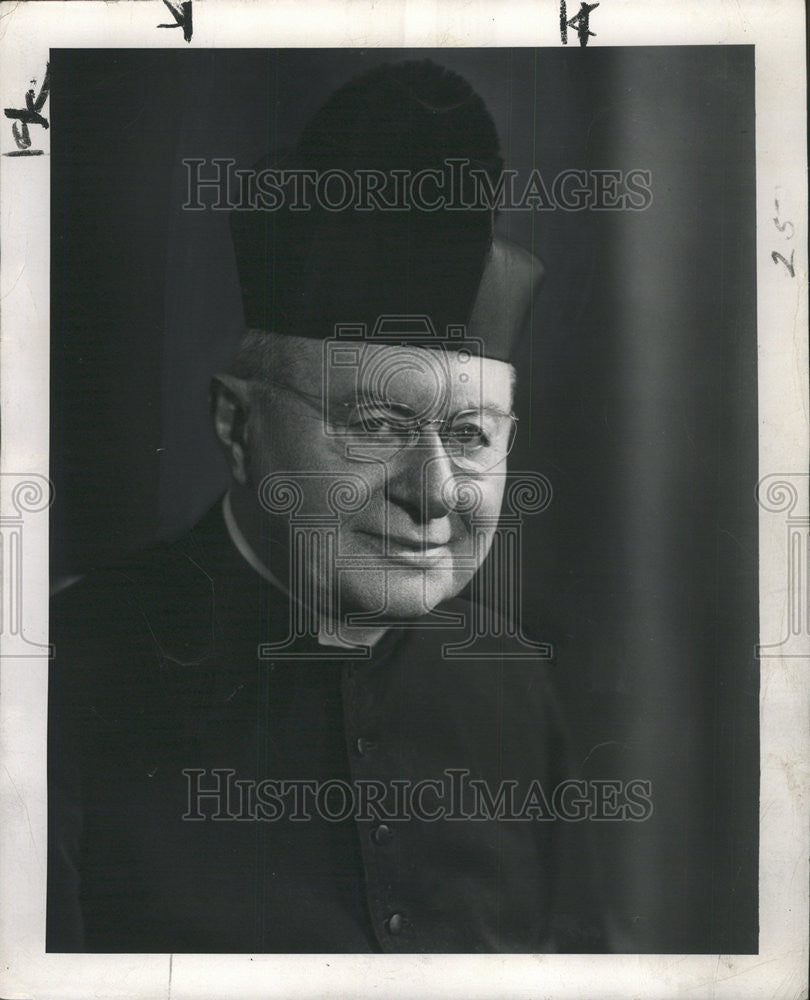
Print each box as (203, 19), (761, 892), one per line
(1, 2), (807, 998)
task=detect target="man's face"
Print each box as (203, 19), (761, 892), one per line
(246, 336), (514, 621)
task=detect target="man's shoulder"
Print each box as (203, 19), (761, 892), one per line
(49, 506), (236, 729)
(54, 538), (213, 661)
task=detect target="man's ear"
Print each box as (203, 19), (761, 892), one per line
(210, 374), (253, 486)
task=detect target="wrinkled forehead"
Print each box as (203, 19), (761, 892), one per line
(287, 339), (515, 414)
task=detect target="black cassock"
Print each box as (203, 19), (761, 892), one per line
(47, 504), (605, 952)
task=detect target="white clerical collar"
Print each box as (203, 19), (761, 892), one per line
(221, 491), (380, 650)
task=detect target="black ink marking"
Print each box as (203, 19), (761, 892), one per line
(157, 0), (193, 42)
(4, 62), (50, 153)
(771, 195), (796, 276)
(770, 250), (795, 277)
(773, 198), (795, 240)
(566, 2), (599, 47)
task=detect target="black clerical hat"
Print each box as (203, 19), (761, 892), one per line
(230, 60), (544, 362)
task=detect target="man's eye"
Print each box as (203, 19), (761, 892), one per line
(359, 416), (391, 433)
(347, 407), (406, 434)
(449, 423), (489, 448)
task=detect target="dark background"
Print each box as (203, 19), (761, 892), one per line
(50, 47), (758, 952)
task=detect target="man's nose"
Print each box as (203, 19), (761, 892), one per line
(387, 430), (459, 523)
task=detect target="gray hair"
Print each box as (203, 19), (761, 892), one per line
(227, 328), (296, 382)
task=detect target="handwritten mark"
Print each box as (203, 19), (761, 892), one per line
(3, 62), (50, 155)
(771, 195), (795, 277)
(158, 0), (193, 42)
(561, 1), (599, 46)
(771, 249), (795, 277)
(773, 199), (795, 240)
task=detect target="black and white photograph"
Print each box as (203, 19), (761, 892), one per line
(0, 2), (807, 998)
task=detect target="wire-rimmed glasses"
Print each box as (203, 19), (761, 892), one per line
(260, 380), (517, 473)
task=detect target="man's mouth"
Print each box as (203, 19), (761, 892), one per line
(357, 531), (452, 566)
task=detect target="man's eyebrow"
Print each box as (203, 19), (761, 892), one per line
(350, 397), (514, 419)
(333, 383), (514, 416)
(344, 386), (514, 414)
(331, 389), (401, 408)
(478, 401), (513, 418)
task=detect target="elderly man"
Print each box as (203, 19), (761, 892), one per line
(48, 60), (605, 953)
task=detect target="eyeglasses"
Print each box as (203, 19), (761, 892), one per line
(259, 379), (518, 473)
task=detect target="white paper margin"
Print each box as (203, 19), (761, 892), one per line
(0, 2), (807, 998)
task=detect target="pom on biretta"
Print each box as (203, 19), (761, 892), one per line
(229, 60), (544, 362)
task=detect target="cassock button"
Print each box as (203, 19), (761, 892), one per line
(372, 823), (394, 846)
(386, 913), (403, 936)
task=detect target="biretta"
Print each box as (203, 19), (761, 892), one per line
(230, 60), (544, 362)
